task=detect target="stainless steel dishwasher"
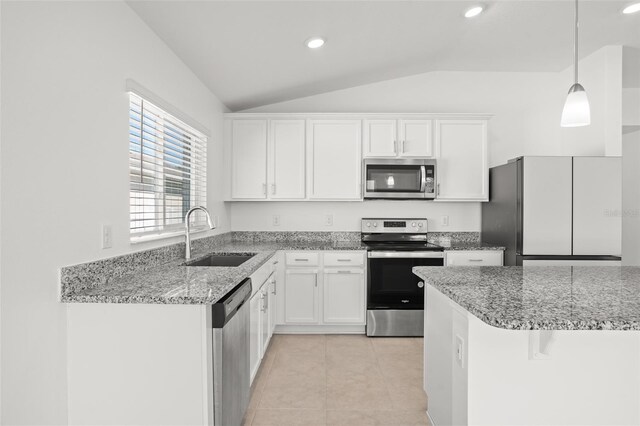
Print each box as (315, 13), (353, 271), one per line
(211, 278), (252, 426)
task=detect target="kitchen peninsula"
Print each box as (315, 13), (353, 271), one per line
(414, 266), (640, 426)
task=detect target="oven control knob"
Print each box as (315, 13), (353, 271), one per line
(366, 222), (371, 227)
(373, 223), (378, 227)
(412, 222), (417, 227)
(418, 281), (425, 288)
(418, 222), (424, 228)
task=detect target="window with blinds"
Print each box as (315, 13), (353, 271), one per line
(129, 93), (207, 239)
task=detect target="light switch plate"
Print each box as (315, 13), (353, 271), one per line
(441, 215), (449, 226)
(272, 215), (281, 226)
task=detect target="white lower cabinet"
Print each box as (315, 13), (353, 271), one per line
(323, 269), (365, 324)
(280, 251), (366, 331)
(284, 269), (320, 324)
(249, 290), (263, 383)
(249, 255), (279, 385)
(445, 250), (504, 266)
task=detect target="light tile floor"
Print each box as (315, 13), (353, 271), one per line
(243, 334), (430, 426)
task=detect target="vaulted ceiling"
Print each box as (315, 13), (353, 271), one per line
(128, 1), (640, 111)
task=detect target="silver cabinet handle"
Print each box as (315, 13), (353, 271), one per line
(294, 258), (309, 262)
(314, 274), (318, 287)
(271, 183), (276, 195)
(273, 260), (279, 265)
(337, 259), (351, 262)
(262, 183), (267, 195)
(468, 259), (484, 262)
(437, 183), (441, 196)
(271, 280), (277, 295)
(260, 292), (266, 312)
(393, 140), (398, 154)
(337, 270), (352, 274)
(401, 140), (405, 154)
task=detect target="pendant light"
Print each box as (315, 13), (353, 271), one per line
(561, 0), (591, 127)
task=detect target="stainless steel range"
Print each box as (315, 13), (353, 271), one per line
(361, 218), (444, 337)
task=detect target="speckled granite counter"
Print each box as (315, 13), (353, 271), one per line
(61, 240), (365, 305)
(436, 241), (505, 251)
(414, 266), (640, 331)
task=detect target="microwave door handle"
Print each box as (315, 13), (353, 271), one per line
(420, 166), (426, 193)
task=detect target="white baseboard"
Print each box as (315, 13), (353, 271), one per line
(274, 324), (365, 334)
(426, 410), (436, 426)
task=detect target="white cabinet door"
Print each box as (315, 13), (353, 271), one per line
(435, 120), (488, 201)
(284, 269), (319, 324)
(522, 157), (573, 255)
(308, 120), (362, 200)
(268, 276), (277, 338)
(399, 119), (433, 157)
(249, 291), (262, 384)
(323, 269), (365, 324)
(232, 120), (268, 199)
(269, 120), (305, 199)
(573, 157), (622, 256)
(363, 120), (397, 157)
(260, 289), (270, 355)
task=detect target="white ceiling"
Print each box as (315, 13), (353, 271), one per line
(127, 0), (640, 111)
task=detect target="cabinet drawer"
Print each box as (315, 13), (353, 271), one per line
(323, 252), (365, 267)
(285, 252), (320, 266)
(446, 251), (503, 266)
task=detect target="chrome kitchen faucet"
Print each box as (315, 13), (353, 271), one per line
(185, 206), (215, 260)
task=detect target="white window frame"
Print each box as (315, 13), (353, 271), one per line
(128, 86), (208, 243)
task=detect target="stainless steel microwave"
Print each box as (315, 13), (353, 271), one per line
(363, 159), (436, 200)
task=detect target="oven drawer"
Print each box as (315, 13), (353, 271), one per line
(285, 252), (320, 266)
(445, 251), (503, 266)
(324, 252), (365, 267)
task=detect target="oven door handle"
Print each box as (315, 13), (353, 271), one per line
(420, 165), (426, 193)
(368, 251), (444, 259)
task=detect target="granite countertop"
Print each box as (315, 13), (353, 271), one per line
(414, 266), (640, 331)
(434, 241), (505, 251)
(62, 240), (366, 305)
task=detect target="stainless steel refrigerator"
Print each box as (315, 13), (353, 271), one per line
(482, 156), (622, 266)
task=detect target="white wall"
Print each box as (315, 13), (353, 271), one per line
(231, 201), (480, 232)
(0, 2), (227, 424)
(234, 46), (623, 232)
(521, 46), (623, 157)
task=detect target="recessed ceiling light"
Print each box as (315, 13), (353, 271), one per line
(464, 5), (484, 18)
(622, 2), (640, 14)
(306, 37), (325, 49)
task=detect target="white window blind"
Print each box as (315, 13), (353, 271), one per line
(129, 93), (207, 239)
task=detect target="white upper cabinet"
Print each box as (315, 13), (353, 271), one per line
(363, 120), (398, 157)
(308, 120), (362, 200)
(231, 120), (268, 199)
(269, 120), (306, 199)
(399, 120), (433, 157)
(435, 119), (488, 201)
(363, 118), (433, 158)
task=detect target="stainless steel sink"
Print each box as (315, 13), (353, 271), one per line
(186, 253), (256, 267)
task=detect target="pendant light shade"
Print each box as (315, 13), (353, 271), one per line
(561, 83), (591, 127)
(561, 0), (590, 127)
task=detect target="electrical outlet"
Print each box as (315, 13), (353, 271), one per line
(272, 215), (281, 226)
(455, 335), (464, 368)
(101, 224), (112, 249)
(325, 214), (333, 226)
(441, 215), (449, 226)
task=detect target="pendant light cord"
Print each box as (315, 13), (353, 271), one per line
(574, 0), (579, 84)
